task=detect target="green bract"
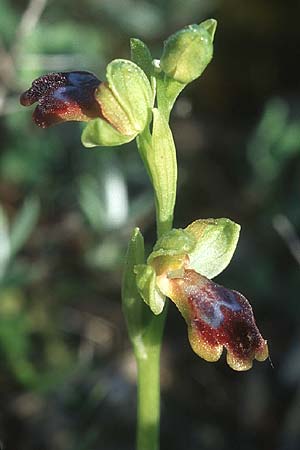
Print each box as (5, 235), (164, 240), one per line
(82, 59), (153, 148)
(160, 19), (217, 84)
(137, 108), (177, 236)
(122, 228), (146, 344)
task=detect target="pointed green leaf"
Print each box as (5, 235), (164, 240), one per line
(122, 228), (148, 345)
(81, 117), (135, 148)
(185, 218), (241, 279)
(134, 264), (165, 315)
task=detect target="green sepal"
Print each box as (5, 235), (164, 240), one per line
(105, 59), (153, 134)
(81, 117), (135, 148)
(185, 218), (241, 279)
(122, 228), (146, 343)
(134, 264), (165, 315)
(130, 38), (153, 81)
(160, 19), (217, 84)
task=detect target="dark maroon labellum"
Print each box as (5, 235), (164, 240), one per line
(166, 269), (268, 370)
(20, 71), (102, 128)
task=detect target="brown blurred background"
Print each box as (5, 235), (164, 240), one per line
(0, 0), (300, 449)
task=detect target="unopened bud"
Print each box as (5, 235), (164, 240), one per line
(160, 19), (217, 84)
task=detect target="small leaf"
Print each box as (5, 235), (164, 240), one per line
(130, 38), (153, 80)
(185, 218), (240, 279)
(10, 196), (40, 258)
(81, 117), (135, 148)
(134, 264), (165, 315)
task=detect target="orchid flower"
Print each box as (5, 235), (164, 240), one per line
(134, 219), (268, 371)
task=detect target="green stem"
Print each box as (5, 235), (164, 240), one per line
(137, 351), (160, 450)
(135, 306), (167, 450)
(134, 132), (174, 450)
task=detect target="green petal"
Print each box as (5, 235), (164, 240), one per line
(81, 117), (135, 148)
(135, 264), (166, 315)
(148, 228), (195, 262)
(185, 218), (240, 279)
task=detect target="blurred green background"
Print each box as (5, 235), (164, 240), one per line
(1, 0), (300, 449)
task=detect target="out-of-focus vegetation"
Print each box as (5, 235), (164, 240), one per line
(0, 1), (300, 449)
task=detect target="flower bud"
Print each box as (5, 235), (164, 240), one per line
(160, 19), (217, 84)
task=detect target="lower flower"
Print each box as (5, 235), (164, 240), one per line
(157, 268), (268, 371)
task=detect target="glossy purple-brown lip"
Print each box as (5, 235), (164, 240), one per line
(164, 269), (268, 371)
(20, 71), (103, 127)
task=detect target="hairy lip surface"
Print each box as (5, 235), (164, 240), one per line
(164, 269), (268, 371)
(20, 71), (102, 127)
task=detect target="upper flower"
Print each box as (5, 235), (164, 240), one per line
(20, 71), (102, 128)
(20, 60), (154, 147)
(135, 218), (269, 371)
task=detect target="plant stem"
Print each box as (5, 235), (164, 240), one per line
(134, 106), (177, 449)
(135, 307), (167, 450)
(136, 351), (160, 450)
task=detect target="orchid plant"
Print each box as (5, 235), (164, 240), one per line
(20, 19), (268, 450)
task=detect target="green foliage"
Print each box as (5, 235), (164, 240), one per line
(138, 109), (177, 236)
(122, 228), (147, 350)
(130, 38), (153, 81)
